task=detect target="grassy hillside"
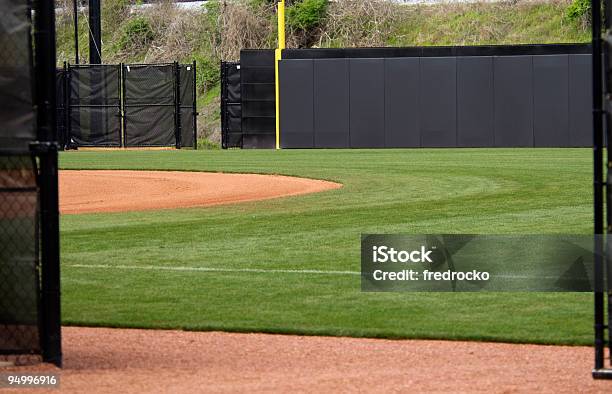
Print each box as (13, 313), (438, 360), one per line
(55, 0), (590, 147)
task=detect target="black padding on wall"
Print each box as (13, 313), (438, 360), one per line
(533, 55), (569, 147)
(226, 65), (241, 102)
(240, 50), (275, 66)
(569, 54), (592, 147)
(279, 60), (314, 148)
(350, 59), (385, 148)
(283, 44), (590, 59)
(494, 56), (533, 147)
(314, 59), (350, 148)
(384, 58), (420, 147)
(457, 57), (494, 147)
(227, 105), (242, 131)
(420, 57), (457, 147)
(240, 50), (275, 148)
(273, 48), (592, 149)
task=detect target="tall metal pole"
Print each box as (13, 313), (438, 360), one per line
(274, 0), (285, 150)
(89, 0), (101, 64)
(592, 0), (607, 375)
(33, 0), (62, 368)
(73, 0), (79, 64)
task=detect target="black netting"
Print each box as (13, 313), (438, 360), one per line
(70, 106), (121, 146)
(221, 62), (242, 148)
(226, 64), (241, 102)
(0, 0), (35, 152)
(239, 50), (275, 149)
(0, 155), (40, 357)
(124, 64), (175, 147)
(179, 64), (196, 148)
(179, 65), (194, 105)
(125, 106), (175, 146)
(56, 69), (67, 147)
(180, 108), (195, 147)
(69, 65), (121, 146)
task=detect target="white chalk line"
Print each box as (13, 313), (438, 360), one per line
(66, 264), (568, 281)
(66, 264), (360, 276)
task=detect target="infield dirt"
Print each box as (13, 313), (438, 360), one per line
(59, 170), (341, 214)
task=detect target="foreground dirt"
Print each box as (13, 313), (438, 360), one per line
(6, 327), (611, 393)
(59, 170), (341, 214)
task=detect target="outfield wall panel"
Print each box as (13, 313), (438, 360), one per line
(533, 55), (570, 147)
(275, 45), (592, 148)
(349, 59), (385, 148)
(279, 60), (314, 148)
(384, 58), (420, 147)
(314, 59), (350, 148)
(420, 57), (457, 147)
(457, 57), (494, 147)
(569, 54), (592, 147)
(494, 56), (534, 147)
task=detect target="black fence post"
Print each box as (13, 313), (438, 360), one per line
(59, 61), (68, 150)
(174, 61), (181, 149)
(193, 60), (198, 150)
(66, 63), (72, 148)
(220, 61), (226, 149)
(592, 0), (607, 376)
(33, 0), (62, 368)
(73, 0), (79, 64)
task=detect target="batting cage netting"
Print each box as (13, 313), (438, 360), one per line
(0, 0), (61, 366)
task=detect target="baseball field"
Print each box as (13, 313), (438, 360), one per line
(59, 148), (592, 346)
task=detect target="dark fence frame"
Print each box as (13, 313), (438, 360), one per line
(58, 62), (197, 149)
(221, 61), (242, 149)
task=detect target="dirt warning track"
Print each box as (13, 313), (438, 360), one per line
(59, 170), (341, 214)
(8, 327), (611, 393)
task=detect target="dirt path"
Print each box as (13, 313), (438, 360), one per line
(59, 170), (341, 214)
(6, 327), (610, 393)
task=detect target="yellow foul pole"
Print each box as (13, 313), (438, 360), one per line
(275, 0), (286, 150)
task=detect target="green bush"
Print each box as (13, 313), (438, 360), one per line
(286, 0), (328, 32)
(193, 54), (220, 92)
(117, 17), (155, 51)
(566, 0), (590, 25)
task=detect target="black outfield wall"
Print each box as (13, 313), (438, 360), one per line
(278, 44), (592, 148)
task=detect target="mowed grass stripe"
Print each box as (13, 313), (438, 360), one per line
(60, 149), (593, 345)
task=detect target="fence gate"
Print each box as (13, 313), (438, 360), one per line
(123, 64), (177, 147)
(68, 64), (122, 147)
(221, 61), (242, 148)
(179, 63), (198, 148)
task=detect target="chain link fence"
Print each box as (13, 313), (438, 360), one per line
(0, 155), (40, 365)
(1, 0), (61, 367)
(56, 62), (197, 148)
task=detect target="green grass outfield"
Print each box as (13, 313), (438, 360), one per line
(60, 148), (594, 345)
